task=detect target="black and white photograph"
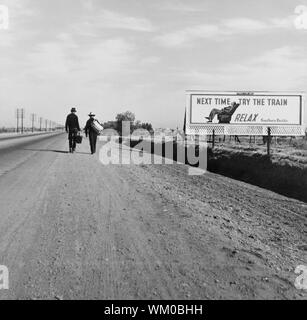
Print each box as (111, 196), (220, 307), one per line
(0, 0), (306, 308)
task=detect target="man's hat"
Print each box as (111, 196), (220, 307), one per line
(71, 107), (77, 112)
(88, 112), (95, 117)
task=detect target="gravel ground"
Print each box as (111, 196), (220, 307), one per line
(0, 134), (306, 300)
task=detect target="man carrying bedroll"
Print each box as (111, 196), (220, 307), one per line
(65, 107), (81, 153)
(84, 112), (99, 155)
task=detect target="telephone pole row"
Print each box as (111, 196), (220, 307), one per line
(15, 108), (64, 133)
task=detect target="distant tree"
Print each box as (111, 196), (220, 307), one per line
(116, 111), (135, 123)
(134, 120), (141, 129)
(132, 121), (153, 134)
(141, 122), (153, 133)
(116, 111), (135, 135)
(103, 121), (118, 130)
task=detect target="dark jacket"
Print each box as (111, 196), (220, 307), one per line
(85, 118), (96, 137)
(65, 113), (81, 132)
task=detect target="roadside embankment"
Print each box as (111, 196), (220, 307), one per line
(128, 138), (307, 203)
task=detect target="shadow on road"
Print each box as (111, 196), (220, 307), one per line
(24, 148), (92, 155)
(24, 148), (69, 154)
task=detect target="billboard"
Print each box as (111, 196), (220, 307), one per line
(185, 91), (305, 136)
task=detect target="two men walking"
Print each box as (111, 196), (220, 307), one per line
(65, 108), (100, 154)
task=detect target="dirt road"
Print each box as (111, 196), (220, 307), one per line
(0, 134), (306, 300)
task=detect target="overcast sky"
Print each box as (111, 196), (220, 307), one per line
(0, 0), (307, 128)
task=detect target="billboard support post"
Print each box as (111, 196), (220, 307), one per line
(267, 127), (271, 157)
(212, 130), (215, 149)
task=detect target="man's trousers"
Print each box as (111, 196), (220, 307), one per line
(89, 131), (98, 154)
(68, 129), (78, 151)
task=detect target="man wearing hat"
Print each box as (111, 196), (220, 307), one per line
(65, 107), (81, 153)
(84, 112), (99, 154)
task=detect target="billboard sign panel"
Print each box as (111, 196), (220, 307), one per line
(185, 91), (305, 136)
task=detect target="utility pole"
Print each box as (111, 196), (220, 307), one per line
(39, 117), (43, 131)
(15, 109), (19, 133)
(30, 113), (36, 132)
(45, 119), (48, 131)
(15, 108), (25, 133)
(21, 108), (25, 134)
